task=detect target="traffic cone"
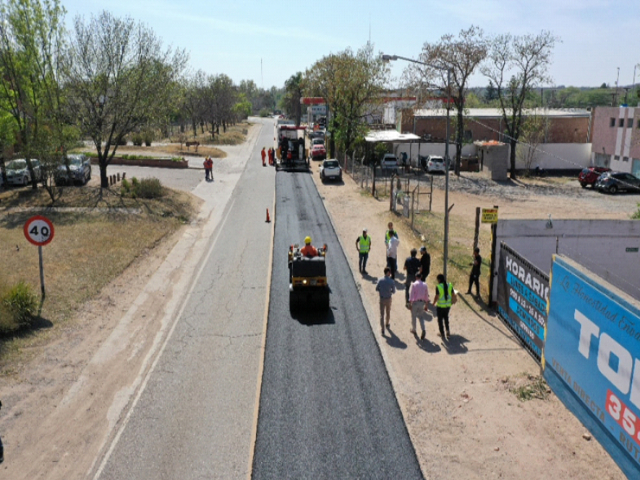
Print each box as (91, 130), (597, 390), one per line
(266, 208), (271, 223)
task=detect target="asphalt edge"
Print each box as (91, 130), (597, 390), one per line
(246, 187), (276, 479)
(309, 170), (426, 480)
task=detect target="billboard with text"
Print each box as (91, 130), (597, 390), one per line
(544, 255), (640, 478)
(497, 243), (549, 360)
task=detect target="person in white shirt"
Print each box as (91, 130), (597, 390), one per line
(386, 235), (400, 279)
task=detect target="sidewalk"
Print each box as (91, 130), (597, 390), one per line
(309, 162), (623, 479)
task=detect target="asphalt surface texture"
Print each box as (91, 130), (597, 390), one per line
(252, 170), (423, 479)
(96, 119), (275, 479)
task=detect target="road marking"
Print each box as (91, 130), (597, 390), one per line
(91, 197), (237, 480)
(246, 187), (276, 479)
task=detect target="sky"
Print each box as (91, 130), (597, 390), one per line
(62, 0), (640, 91)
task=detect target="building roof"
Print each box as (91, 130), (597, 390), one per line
(413, 108), (591, 118)
(365, 130), (421, 143)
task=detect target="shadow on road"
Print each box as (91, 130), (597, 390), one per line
(441, 334), (469, 355)
(291, 307), (336, 326)
(383, 327), (407, 349)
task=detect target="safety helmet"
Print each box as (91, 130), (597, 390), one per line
(304, 236), (312, 244)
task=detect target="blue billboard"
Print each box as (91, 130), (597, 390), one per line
(497, 243), (548, 360)
(544, 256), (640, 478)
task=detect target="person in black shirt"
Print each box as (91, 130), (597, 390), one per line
(403, 248), (421, 306)
(419, 246), (430, 282)
(467, 247), (482, 296)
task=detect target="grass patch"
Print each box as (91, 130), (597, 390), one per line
(504, 373), (551, 402)
(0, 184), (197, 370)
(168, 121), (252, 146)
(71, 145), (227, 159)
(407, 209), (492, 298)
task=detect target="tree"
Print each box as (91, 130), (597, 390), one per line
(282, 72), (303, 126)
(65, 11), (187, 188)
(485, 80), (497, 102)
(411, 26), (488, 176)
(482, 31), (558, 178)
(0, 0), (67, 190)
(516, 114), (549, 172)
(305, 43), (388, 159)
(232, 93), (252, 120)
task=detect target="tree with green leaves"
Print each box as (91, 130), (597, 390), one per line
(305, 43), (388, 160)
(0, 0), (67, 190)
(64, 11), (187, 188)
(482, 30), (558, 178)
(282, 72), (303, 126)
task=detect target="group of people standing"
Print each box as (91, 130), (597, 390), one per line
(261, 147), (276, 167)
(362, 221), (460, 343)
(203, 156), (214, 181)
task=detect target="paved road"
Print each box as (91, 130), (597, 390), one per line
(96, 118), (275, 479)
(252, 171), (423, 479)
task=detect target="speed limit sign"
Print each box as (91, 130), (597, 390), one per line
(24, 215), (55, 246)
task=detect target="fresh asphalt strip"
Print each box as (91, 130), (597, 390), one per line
(251, 170), (423, 479)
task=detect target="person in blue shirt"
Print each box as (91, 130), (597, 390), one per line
(375, 267), (396, 336)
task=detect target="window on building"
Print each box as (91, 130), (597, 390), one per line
(623, 156), (629, 162)
(619, 118), (625, 127)
(628, 118), (634, 128)
(611, 118), (616, 127)
(615, 155), (621, 161)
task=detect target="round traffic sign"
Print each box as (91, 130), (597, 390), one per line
(24, 215), (55, 246)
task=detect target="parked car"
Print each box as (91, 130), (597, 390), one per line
(425, 155), (446, 174)
(55, 154), (92, 185)
(594, 171), (640, 194)
(310, 144), (327, 161)
(381, 154), (398, 174)
(308, 129), (325, 140)
(578, 166), (610, 188)
(5, 159), (40, 186)
(311, 138), (325, 146)
(319, 159), (342, 182)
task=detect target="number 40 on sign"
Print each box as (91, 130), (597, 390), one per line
(23, 215), (55, 297)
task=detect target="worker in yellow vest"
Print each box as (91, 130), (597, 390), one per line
(355, 228), (371, 275)
(433, 274), (457, 341)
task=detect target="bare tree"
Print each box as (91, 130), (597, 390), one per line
(65, 11), (187, 188)
(482, 31), (558, 178)
(516, 113), (550, 172)
(409, 26), (487, 175)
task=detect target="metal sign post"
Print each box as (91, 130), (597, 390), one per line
(23, 215), (55, 298)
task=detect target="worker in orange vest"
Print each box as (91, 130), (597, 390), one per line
(203, 157), (213, 181)
(300, 236), (318, 257)
(261, 147), (266, 166)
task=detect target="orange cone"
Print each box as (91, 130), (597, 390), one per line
(266, 208), (271, 223)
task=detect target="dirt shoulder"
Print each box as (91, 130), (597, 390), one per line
(310, 162), (626, 479)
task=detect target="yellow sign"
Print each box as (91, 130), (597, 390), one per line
(481, 208), (498, 224)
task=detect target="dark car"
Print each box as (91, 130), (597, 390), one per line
(594, 171), (640, 194)
(55, 154), (92, 185)
(578, 166), (610, 188)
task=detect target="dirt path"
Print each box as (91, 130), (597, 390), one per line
(310, 162), (626, 479)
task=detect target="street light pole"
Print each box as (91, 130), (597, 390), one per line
(382, 53), (453, 280)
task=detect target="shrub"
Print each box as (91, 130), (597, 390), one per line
(2, 281), (38, 330)
(132, 133), (143, 146)
(143, 131), (154, 146)
(118, 136), (127, 146)
(135, 178), (163, 198)
(632, 204), (640, 219)
(259, 108), (271, 118)
(120, 178), (131, 195)
(131, 176), (140, 187)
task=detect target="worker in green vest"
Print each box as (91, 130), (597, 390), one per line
(433, 274), (457, 341)
(355, 228), (371, 275)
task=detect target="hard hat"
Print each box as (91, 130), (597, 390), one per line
(304, 236), (312, 244)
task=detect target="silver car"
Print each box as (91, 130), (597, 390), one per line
(55, 154), (92, 185)
(6, 159), (40, 186)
